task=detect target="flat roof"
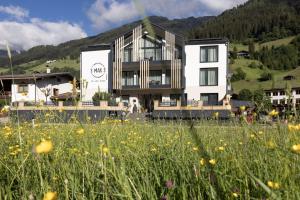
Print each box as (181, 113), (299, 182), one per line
(185, 38), (229, 45)
(0, 72), (73, 80)
(81, 44), (111, 52)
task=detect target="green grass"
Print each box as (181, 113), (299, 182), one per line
(230, 58), (300, 93)
(230, 36), (296, 52)
(1, 117), (300, 199)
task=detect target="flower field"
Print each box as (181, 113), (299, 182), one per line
(1, 119), (300, 199)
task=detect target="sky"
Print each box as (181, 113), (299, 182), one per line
(0, 0), (248, 51)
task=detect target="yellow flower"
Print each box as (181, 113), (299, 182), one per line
(258, 131), (264, 135)
(218, 146), (225, 151)
(102, 146), (109, 154)
(292, 144), (300, 153)
(200, 158), (206, 166)
(266, 141), (276, 149)
(43, 192), (57, 200)
(77, 128), (84, 135)
(1, 105), (10, 113)
(193, 147), (199, 151)
(209, 159), (216, 165)
(35, 140), (53, 154)
(240, 106), (246, 111)
(267, 181), (280, 189)
(269, 109), (279, 117)
(213, 112), (219, 118)
(232, 192), (238, 198)
(250, 134), (255, 138)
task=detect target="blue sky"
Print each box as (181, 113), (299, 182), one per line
(0, 0), (248, 50)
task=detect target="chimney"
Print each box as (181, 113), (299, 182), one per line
(46, 68), (51, 74)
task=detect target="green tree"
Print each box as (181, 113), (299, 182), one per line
(238, 89), (253, 101)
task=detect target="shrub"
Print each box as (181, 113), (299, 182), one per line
(259, 71), (273, 81)
(238, 89), (253, 101)
(231, 68), (247, 82)
(248, 62), (258, 69)
(92, 92), (110, 104)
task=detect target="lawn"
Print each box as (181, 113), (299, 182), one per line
(1, 117), (300, 199)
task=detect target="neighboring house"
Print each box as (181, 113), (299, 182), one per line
(265, 88), (300, 108)
(237, 50), (250, 58)
(0, 72), (74, 104)
(80, 22), (230, 112)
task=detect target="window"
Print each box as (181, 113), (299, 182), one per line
(296, 90), (300, 95)
(272, 91), (278, 96)
(273, 100), (278, 105)
(296, 99), (300, 104)
(165, 70), (171, 85)
(201, 93), (219, 106)
(200, 68), (218, 86)
(149, 70), (162, 85)
(124, 44), (133, 62)
(122, 71), (134, 86)
(280, 91), (285, 96)
(18, 84), (28, 93)
(266, 92), (271, 96)
(280, 99), (285, 105)
(140, 37), (162, 61)
(200, 46), (218, 63)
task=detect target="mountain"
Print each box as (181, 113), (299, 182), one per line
(190, 0), (300, 42)
(0, 16), (213, 67)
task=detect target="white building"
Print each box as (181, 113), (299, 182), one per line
(80, 23), (230, 112)
(0, 72), (74, 104)
(265, 88), (300, 108)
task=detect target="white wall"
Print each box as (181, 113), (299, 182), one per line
(81, 49), (110, 101)
(184, 43), (228, 102)
(11, 77), (73, 103)
(268, 89), (300, 106)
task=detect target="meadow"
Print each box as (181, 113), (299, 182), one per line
(0, 117), (300, 199)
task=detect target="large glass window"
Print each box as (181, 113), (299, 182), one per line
(122, 71), (134, 86)
(200, 68), (218, 86)
(200, 46), (218, 63)
(149, 70), (162, 85)
(140, 37), (162, 61)
(124, 44), (133, 62)
(201, 93), (219, 106)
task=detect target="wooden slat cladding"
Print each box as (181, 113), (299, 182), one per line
(132, 25), (142, 62)
(165, 31), (175, 60)
(139, 60), (149, 89)
(113, 36), (124, 89)
(171, 59), (181, 89)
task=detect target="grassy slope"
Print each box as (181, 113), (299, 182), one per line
(230, 36), (296, 52)
(230, 58), (300, 93)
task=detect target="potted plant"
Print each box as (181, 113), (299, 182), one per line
(92, 92), (110, 106)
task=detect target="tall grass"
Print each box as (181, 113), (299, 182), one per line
(0, 118), (300, 199)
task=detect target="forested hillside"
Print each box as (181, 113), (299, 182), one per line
(190, 0), (300, 42)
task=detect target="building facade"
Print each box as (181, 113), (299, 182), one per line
(265, 88), (300, 109)
(0, 72), (74, 104)
(81, 23), (230, 112)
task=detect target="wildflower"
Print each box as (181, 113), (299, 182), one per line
(292, 144), (300, 153)
(165, 180), (174, 189)
(43, 191), (57, 200)
(269, 109), (279, 117)
(213, 112), (219, 118)
(102, 146), (109, 154)
(200, 158), (206, 166)
(250, 134), (255, 138)
(218, 146), (225, 151)
(266, 141), (276, 149)
(35, 140), (53, 154)
(209, 159), (216, 165)
(192, 147), (199, 151)
(77, 128), (84, 134)
(232, 192), (239, 198)
(258, 131), (263, 135)
(267, 181), (280, 189)
(240, 106), (246, 111)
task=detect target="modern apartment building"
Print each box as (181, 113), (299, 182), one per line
(81, 23), (230, 112)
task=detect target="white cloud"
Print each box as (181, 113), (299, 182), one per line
(0, 19), (87, 50)
(87, 0), (249, 31)
(0, 5), (29, 20)
(198, 0), (248, 11)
